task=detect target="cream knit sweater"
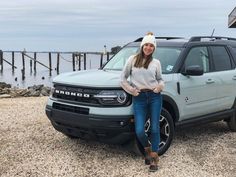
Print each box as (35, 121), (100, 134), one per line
(120, 55), (165, 95)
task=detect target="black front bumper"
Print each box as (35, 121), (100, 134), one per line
(45, 105), (135, 144)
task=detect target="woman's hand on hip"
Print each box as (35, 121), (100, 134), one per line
(131, 87), (140, 96)
(153, 85), (163, 93)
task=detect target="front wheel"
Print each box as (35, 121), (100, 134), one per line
(136, 108), (175, 156)
(227, 108), (236, 132)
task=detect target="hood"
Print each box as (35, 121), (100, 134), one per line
(53, 69), (122, 87)
(53, 69), (173, 88)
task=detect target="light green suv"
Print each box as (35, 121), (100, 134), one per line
(46, 36), (236, 155)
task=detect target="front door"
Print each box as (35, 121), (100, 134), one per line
(178, 46), (219, 120)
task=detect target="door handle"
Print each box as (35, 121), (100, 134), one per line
(206, 79), (215, 84)
(233, 76), (236, 80)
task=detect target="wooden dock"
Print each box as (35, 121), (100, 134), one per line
(0, 50), (111, 80)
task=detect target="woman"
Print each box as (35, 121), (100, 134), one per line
(120, 32), (164, 172)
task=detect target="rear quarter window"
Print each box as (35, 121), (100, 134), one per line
(211, 46), (232, 71)
(231, 47), (236, 65)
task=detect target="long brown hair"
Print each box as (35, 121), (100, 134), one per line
(133, 47), (153, 69)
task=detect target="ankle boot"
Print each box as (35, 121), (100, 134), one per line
(144, 147), (152, 165)
(149, 152), (159, 172)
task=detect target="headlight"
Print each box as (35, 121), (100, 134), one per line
(94, 90), (129, 106)
(50, 86), (55, 96)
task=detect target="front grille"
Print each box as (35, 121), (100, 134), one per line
(52, 84), (132, 107)
(52, 85), (100, 105)
(53, 102), (89, 115)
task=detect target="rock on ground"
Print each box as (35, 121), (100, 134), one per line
(0, 97), (236, 177)
(0, 82), (51, 98)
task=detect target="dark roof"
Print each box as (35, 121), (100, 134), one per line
(126, 36), (236, 48)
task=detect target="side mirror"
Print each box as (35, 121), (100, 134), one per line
(182, 65), (203, 76)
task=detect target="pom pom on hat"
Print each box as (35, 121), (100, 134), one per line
(140, 32), (156, 49)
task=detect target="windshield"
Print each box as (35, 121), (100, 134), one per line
(103, 46), (182, 74)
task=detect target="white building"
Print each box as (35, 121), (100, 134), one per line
(229, 7), (236, 28)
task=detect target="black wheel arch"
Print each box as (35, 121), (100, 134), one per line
(231, 97), (236, 109)
(162, 94), (179, 123)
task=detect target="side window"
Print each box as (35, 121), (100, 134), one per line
(231, 47), (236, 66)
(184, 46), (210, 73)
(211, 46), (232, 71)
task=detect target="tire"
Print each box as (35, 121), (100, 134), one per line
(227, 108), (236, 132)
(135, 108), (175, 156)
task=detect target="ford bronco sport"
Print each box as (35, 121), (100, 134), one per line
(46, 36), (236, 155)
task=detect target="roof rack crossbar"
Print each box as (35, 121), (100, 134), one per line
(189, 36), (236, 42)
(134, 37), (184, 42)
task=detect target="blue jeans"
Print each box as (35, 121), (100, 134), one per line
(133, 91), (162, 152)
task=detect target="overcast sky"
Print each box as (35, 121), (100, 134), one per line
(0, 0), (235, 52)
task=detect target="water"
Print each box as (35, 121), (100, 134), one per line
(0, 52), (109, 88)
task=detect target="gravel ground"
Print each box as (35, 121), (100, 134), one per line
(0, 97), (236, 177)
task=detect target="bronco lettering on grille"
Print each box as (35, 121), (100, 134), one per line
(55, 89), (91, 98)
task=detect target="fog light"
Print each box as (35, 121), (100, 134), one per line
(120, 121), (124, 126)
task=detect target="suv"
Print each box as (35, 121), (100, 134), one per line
(45, 36), (236, 155)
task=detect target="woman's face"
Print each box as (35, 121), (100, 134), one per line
(142, 43), (155, 57)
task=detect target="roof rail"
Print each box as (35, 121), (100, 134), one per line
(189, 36), (236, 42)
(134, 37), (184, 42)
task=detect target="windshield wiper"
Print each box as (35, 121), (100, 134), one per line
(103, 68), (122, 71)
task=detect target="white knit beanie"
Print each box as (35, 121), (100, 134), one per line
(140, 32), (156, 49)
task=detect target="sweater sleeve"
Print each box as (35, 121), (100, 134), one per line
(120, 56), (136, 95)
(156, 60), (165, 90)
